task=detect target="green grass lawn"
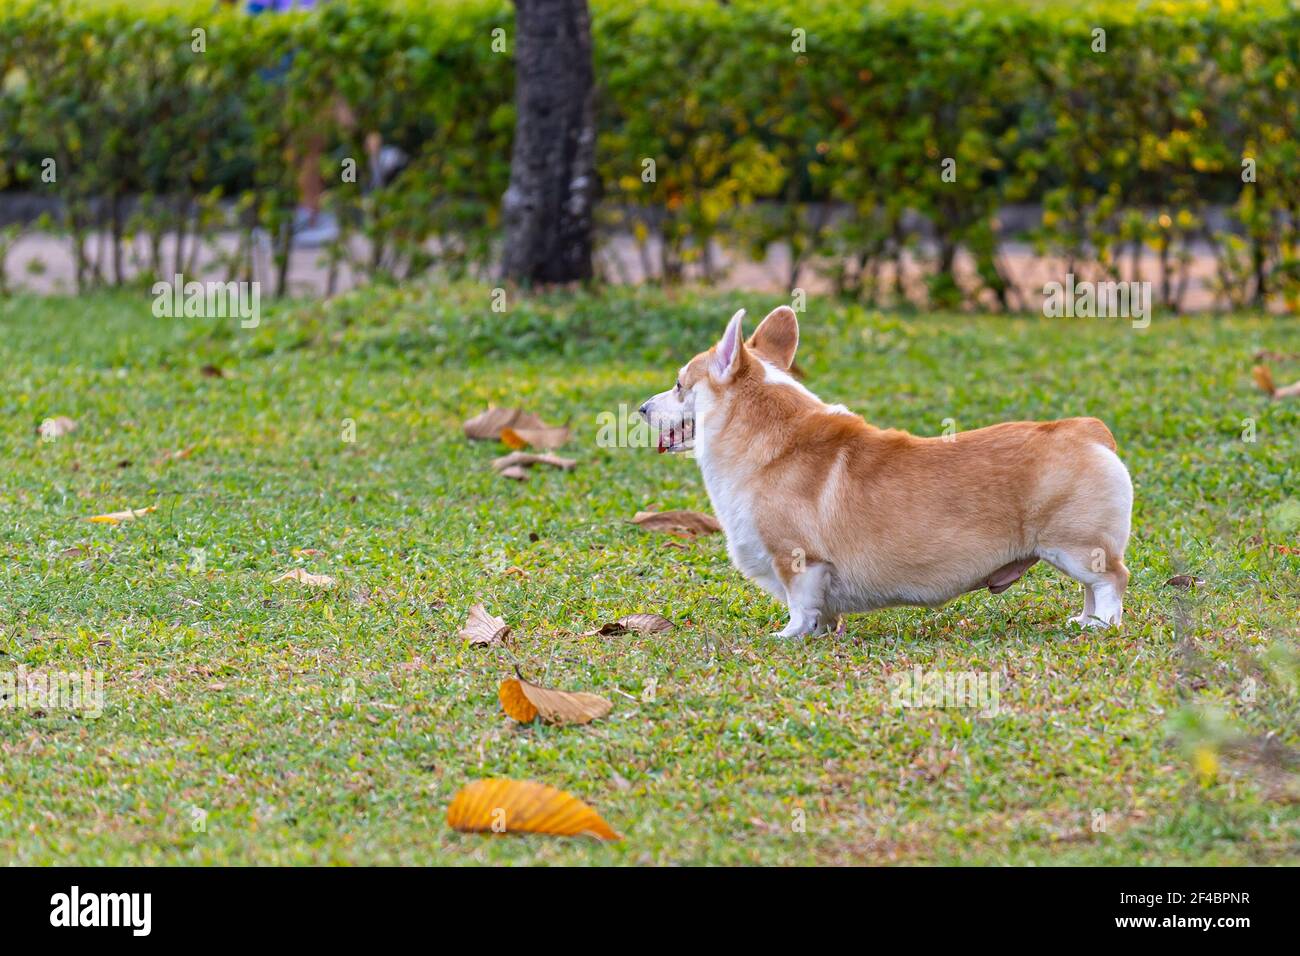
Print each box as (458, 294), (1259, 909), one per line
(1, 282), (1297, 865)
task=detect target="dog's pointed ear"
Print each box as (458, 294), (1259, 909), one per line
(746, 306), (799, 370)
(710, 309), (746, 381)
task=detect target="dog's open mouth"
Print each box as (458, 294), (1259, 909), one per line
(656, 419), (695, 454)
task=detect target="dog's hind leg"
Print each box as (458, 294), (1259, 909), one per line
(775, 561), (830, 638)
(1036, 443), (1132, 628)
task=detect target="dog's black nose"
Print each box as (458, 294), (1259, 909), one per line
(637, 402), (649, 418)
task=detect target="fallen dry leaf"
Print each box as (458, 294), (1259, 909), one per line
(499, 674), (612, 725)
(200, 364), (228, 378)
(1255, 349), (1300, 363)
(1253, 364), (1300, 400)
(459, 603), (510, 646)
(154, 446), (196, 465)
(36, 416), (77, 439)
(1166, 574), (1205, 589)
(291, 547), (326, 557)
(447, 779), (620, 840)
(492, 451), (576, 473)
(86, 505), (156, 524)
(464, 407), (548, 441)
(499, 427), (528, 450)
(631, 509), (722, 537)
(585, 613), (673, 636)
(58, 546), (87, 559)
(273, 568), (337, 588)
(501, 425), (571, 451)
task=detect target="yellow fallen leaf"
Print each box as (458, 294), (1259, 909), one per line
(273, 568), (337, 587)
(86, 506), (156, 524)
(447, 779), (620, 840)
(499, 675), (612, 725)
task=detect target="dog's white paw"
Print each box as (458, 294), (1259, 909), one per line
(776, 612), (821, 638)
(1073, 613), (1118, 630)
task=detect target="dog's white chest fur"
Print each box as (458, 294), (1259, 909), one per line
(693, 394), (783, 599)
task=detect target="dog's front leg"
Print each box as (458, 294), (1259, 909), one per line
(776, 562), (830, 638)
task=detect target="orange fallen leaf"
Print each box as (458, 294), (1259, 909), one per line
(274, 568), (337, 587)
(86, 505), (156, 524)
(631, 509), (721, 537)
(292, 547), (326, 557)
(459, 603), (510, 646)
(585, 613), (673, 636)
(1253, 364), (1300, 399)
(154, 446), (196, 465)
(464, 407), (548, 441)
(501, 425), (571, 450)
(447, 779), (620, 840)
(499, 674), (612, 725)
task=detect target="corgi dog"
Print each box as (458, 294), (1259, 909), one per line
(638, 306), (1133, 638)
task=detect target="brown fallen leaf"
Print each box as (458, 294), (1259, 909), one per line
(154, 446), (196, 465)
(273, 568), (337, 588)
(499, 465), (530, 481)
(58, 546), (87, 559)
(501, 425), (571, 451)
(492, 451), (577, 472)
(291, 547), (326, 557)
(200, 364), (228, 378)
(447, 779), (620, 840)
(499, 674), (612, 725)
(585, 613), (673, 637)
(459, 603), (510, 646)
(464, 407), (548, 441)
(86, 505), (156, 524)
(1253, 364), (1300, 400)
(1255, 349), (1300, 363)
(1165, 574), (1205, 589)
(631, 509), (722, 537)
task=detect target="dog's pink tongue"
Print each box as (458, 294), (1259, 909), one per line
(657, 429), (668, 454)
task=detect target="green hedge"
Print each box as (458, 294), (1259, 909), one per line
(2, 0), (1298, 309)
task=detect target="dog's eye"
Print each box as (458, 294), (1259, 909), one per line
(675, 379), (683, 394)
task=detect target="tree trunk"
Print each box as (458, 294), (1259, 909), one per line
(501, 0), (597, 284)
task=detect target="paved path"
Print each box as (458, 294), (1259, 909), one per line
(0, 230), (1257, 313)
